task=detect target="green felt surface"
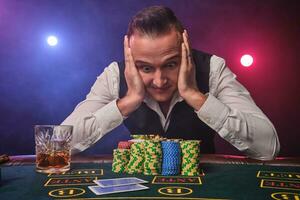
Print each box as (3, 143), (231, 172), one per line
(1, 163), (300, 200)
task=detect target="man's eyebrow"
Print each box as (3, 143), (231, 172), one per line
(165, 54), (180, 61)
(135, 60), (152, 65)
(134, 54), (181, 65)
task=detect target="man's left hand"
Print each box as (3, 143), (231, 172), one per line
(178, 30), (207, 111)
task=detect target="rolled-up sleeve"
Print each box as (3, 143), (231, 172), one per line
(61, 62), (123, 154)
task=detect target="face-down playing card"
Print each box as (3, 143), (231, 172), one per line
(93, 177), (148, 187)
(88, 184), (149, 195)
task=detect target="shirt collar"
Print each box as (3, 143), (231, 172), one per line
(143, 91), (184, 113)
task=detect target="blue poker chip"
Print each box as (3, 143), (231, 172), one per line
(161, 141), (181, 176)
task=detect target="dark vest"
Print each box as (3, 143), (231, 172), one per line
(118, 49), (216, 153)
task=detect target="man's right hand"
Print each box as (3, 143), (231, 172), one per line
(117, 35), (145, 117)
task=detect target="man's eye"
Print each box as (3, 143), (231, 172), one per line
(141, 66), (153, 73)
(165, 62), (177, 68)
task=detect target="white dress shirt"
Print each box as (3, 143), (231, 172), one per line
(62, 55), (280, 160)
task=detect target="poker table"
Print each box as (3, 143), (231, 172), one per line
(1, 154), (300, 200)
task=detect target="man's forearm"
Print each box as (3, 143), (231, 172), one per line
(62, 100), (124, 154)
(196, 94), (280, 160)
(182, 90), (208, 111)
(117, 95), (143, 117)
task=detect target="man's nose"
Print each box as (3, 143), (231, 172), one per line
(153, 70), (167, 88)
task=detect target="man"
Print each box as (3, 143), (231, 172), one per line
(62, 6), (280, 160)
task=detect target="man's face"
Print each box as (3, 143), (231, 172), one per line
(129, 29), (181, 104)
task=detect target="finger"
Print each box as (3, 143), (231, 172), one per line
(181, 42), (188, 73)
(183, 31), (192, 65)
(124, 35), (129, 64)
(127, 46), (135, 69)
(124, 35), (130, 65)
(183, 30), (191, 54)
(184, 30), (192, 49)
(124, 35), (135, 70)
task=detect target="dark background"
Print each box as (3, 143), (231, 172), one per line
(0, 0), (299, 156)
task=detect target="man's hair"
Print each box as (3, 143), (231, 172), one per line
(127, 6), (184, 38)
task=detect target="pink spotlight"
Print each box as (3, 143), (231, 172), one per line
(240, 54), (253, 67)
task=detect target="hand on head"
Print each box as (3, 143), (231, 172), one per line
(177, 30), (199, 99)
(177, 30), (207, 110)
(117, 36), (145, 117)
(123, 35), (145, 101)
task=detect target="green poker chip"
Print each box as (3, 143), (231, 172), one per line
(180, 140), (201, 176)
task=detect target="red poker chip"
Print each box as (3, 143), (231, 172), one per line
(118, 141), (133, 149)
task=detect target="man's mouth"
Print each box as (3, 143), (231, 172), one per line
(151, 86), (171, 93)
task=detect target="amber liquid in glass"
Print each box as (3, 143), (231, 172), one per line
(36, 150), (70, 173)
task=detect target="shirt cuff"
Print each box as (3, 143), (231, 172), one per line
(195, 94), (229, 134)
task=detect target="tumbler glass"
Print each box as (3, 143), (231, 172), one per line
(34, 125), (73, 173)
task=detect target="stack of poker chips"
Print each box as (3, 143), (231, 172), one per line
(112, 149), (130, 173)
(112, 136), (201, 176)
(180, 140), (201, 176)
(127, 141), (145, 174)
(111, 141), (132, 173)
(161, 141), (181, 175)
(144, 140), (162, 175)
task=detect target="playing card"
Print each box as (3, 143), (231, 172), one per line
(93, 177), (148, 187)
(88, 184), (149, 195)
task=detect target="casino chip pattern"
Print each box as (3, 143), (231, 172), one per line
(112, 149), (130, 173)
(144, 140), (162, 175)
(127, 142), (145, 174)
(112, 135), (201, 176)
(161, 141), (181, 175)
(180, 140), (201, 176)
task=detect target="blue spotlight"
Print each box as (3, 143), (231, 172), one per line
(47, 35), (58, 46)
